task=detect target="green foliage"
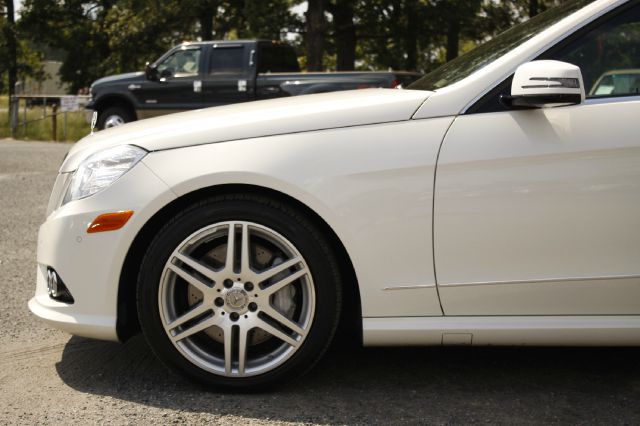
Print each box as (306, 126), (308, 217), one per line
(242, 0), (301, 40)
(17, 0), (303, 91)
(0, 1), (44, 93)
(19, 0), (110, 92)
(12, 0), (563, 93)
(102, 1), (191, 74)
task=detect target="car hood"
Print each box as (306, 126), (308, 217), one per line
(61, 88), (432, 172)
(92, 72), (145, 87)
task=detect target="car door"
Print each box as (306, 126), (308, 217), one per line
(434, 3), (640, 315)
(135, 45), (204, 118)
(201, 43), (254, 108)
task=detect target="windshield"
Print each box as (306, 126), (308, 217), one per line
(408, 0), (592, 91)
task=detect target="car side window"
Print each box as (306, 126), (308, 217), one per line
(550, 4), (640, 98)
(208, 47), (244, 75)
(157, 48), (201, 78)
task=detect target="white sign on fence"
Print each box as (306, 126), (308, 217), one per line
(60, 96), (80, 112)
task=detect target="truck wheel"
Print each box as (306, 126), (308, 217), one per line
(98, 106), (134, 129)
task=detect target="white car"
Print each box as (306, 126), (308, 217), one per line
(30, 0), (640, 389)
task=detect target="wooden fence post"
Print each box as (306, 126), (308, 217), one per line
(10, 96), (18, 138)
(52, 104), (58, 142)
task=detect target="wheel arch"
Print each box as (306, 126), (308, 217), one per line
(94, 94), (137, 120)
(117, 183), (362, 344)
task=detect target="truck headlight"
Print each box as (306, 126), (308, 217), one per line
(62, 145), (147, 205)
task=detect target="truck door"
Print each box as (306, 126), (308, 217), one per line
(201, 43), (254, 108)
(136, 45), (204, 118)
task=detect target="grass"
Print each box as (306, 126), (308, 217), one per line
(0, 95), (90, 142)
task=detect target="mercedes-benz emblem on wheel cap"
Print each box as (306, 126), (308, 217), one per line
(225, 288), (248, 310)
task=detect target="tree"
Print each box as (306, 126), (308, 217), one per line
(103, 0), (194, 75)
(402, 0), (419, 70)
(326, 0), (356, 71)
(184, 0), (246, 40)
(305, 0), (325, 71)
(20, 0), (195, 91)
(243, 0), (298, 41)
(356, 0), (435, 72)
(3, 0), (16, 127)
(193, 0), (219, 40)
(20, 0), (113, 92)
(430, 0), (482, 61)
(15, 0), (550, 91)
(19, 0), (302, 90)
(0, 16), (4, 92)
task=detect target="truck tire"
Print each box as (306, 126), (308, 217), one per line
(97, 106), (134, 129)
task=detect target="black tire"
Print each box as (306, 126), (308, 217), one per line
(136, 194), (343, 390)
(97, 106), (134, 129)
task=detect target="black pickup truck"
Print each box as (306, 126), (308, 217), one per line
(87, 40), (422, 129)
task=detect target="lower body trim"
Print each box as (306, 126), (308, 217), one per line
(363, 316), (640, 346)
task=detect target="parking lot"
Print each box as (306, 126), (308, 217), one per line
(1, 139), (639, 425)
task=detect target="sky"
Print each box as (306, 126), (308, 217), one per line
(12, 0), (23, 19)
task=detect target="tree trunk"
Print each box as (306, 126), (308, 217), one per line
(331, 0), (356, 71)
(305, 0), (325, 71)
(529, 0), (539, 18)
(5, 0), (17, 130)
(200, 8), (214, 40)
(446, 17), (459, 61)
(404, 0), (418, 70)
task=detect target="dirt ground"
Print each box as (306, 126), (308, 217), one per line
(1, 139), (639, 425)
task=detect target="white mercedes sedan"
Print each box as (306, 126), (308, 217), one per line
(30, 0), (640, 389)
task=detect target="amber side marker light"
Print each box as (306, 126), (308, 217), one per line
(87, 210), (134, 233)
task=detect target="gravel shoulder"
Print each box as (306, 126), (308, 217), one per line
(1, 139), (639, 425)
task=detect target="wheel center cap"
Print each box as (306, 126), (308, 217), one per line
(225, 288), (248, 310)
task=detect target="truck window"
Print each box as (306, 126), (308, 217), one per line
(157, 47), (201, 78)
(258, 45), (300, 73)
(209, 47), (245, 74)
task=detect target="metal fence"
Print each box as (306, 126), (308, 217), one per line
(9, 95), (90, 141)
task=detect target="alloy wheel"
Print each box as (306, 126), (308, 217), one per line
(158, 221), (315, 377)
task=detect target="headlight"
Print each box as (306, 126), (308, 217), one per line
(62, 145), (147, 205)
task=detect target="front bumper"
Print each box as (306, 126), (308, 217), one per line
(29, 158), (176, 341)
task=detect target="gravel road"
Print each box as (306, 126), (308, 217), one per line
(1, 139), (640, 425)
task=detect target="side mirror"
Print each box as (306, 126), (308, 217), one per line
(145, 62), (158, 81)
(501, 60), (585, 109)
